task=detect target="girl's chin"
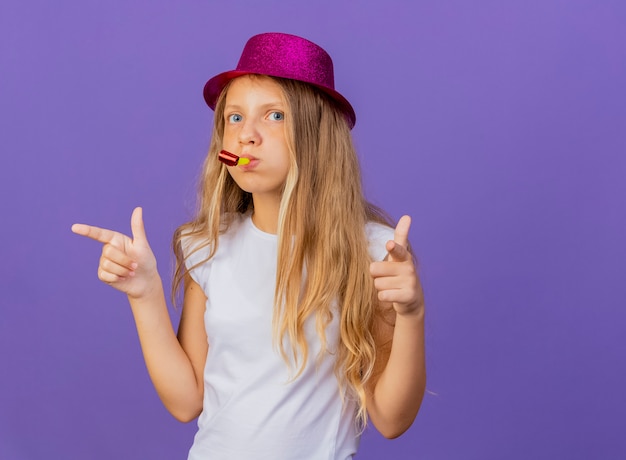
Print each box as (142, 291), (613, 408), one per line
(229, 175), (286, 199)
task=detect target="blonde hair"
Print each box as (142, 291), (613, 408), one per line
(172, 75), (392, 428)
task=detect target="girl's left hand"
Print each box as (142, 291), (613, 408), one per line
(370, 215), (424, 316)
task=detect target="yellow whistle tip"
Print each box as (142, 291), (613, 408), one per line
(238, 158), (251, 165)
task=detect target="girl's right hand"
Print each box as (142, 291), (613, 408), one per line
(72, 207), (159, 299)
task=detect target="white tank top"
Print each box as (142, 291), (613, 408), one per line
(184, 214), (393, 460)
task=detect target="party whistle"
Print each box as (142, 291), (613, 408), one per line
(218, 150), (250, 167)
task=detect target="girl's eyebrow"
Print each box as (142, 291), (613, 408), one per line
(223, 103), (241, 111)
(224, 101), (285, 112)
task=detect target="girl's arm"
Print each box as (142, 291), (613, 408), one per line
(72, 207), (207, 422)
(127, 274), (207, 422)
(366, 215), (426, 439)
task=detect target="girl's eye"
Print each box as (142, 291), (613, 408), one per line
(268, 111), (284, 121)
(227, 114), (243, 123)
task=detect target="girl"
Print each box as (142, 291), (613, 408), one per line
(72, 33), (425, 459)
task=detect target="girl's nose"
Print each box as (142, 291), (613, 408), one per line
(238, 119), (261, 145)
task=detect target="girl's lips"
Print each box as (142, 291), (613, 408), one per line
(218, 150), (258, 167)
(238, 157), (259, 170)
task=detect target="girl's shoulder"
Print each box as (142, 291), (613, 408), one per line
(181, 213), (249, 260)
(181, 213), (250, 289)
(365, 221), (395, 262)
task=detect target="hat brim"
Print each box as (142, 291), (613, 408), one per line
(203, 70), (356, 129)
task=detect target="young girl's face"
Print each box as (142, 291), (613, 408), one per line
(222, 75), (290, 201)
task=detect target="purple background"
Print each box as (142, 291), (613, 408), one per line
(1, 1), (625, 459)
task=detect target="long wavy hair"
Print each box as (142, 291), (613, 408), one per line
(172, 75), (393, 428)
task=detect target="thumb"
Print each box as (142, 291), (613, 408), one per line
(387, 215), (411, 262)
(393, 215), (411, 248)
(130, 207), (148, 243)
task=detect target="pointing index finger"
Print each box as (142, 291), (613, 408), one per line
(71, 223), (120, 245)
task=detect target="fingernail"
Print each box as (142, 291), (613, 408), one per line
(131, 263), (138, 269)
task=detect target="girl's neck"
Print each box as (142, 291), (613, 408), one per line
(251, 194), (280, 234)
